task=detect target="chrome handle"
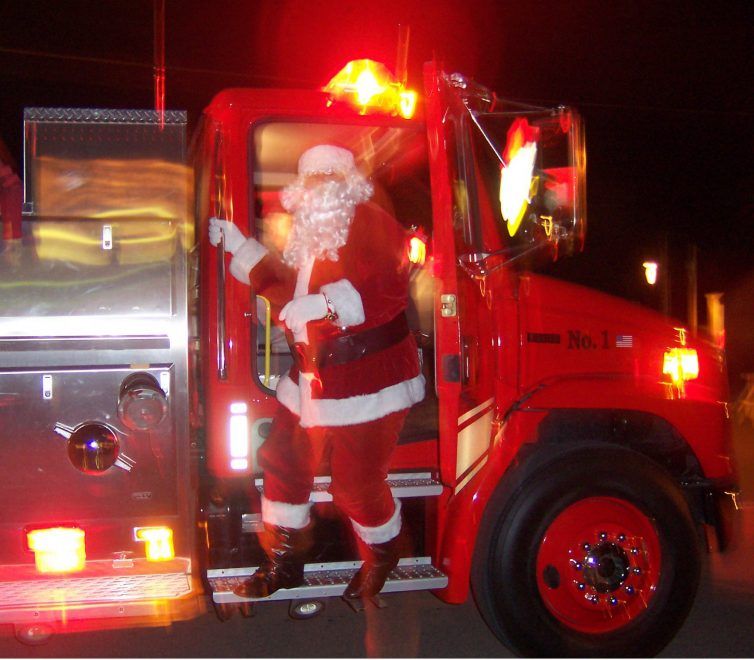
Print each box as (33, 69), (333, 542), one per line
(216, 233), (227, 380)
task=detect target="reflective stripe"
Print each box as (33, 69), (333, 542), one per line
(455, 456), (488, 495)
(458, 397), (494, 427)
(455, 409), (493, 479)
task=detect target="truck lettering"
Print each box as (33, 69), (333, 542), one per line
(568, 330), (611, 350)
(568, 330), (592, 349)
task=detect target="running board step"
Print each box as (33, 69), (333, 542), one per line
(208, 557), (447, 604)
(254, 472), (443, 503)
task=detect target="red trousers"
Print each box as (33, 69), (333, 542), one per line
(258, 405), (408, 529)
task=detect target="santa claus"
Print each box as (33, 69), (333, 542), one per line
(209, 144), (425, 601)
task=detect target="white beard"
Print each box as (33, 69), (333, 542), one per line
(280, 174), (373, 269)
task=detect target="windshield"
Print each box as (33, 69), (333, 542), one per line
(248, 120), (433, 393)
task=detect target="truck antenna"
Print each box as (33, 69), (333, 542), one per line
(396, 24), (410, 86)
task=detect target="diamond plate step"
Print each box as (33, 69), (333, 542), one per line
(254, 472), (443, 503)
(243, 472), (443, 533)
(0, 559), (201, 627)
(208, 557), (447, 603)
(0, 572), (192, 610)
(0, 558), (193, 615)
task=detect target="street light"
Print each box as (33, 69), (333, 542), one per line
(642, 261), (658, 286)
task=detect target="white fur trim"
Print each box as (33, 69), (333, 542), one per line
(351, 499), (402, 545)
(292, 258), (315, 344)
(319, 279), (365, 328)
(294, 258), (314, 297)
(298, 145), (355, 176)
(276, 373), (425, 428)
(261, 495), (312, 529)
(229, 237), (268, 284)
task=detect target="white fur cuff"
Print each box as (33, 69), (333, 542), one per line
(320, 279), (365, 328)
(350, 499), (402, 545)
(261, 495), (312, 529)
(229, 237), (269, 284)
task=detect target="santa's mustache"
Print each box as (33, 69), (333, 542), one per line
(280, 176), (372, 215)
(280, 175), (373, 268)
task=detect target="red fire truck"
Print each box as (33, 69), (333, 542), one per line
(0, 59), (738, 656)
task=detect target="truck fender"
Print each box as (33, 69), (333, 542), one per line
(434, 409), (545, 604)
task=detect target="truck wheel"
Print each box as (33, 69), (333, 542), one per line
(471, 445), (701, 657)
(289, 599), (325, 620)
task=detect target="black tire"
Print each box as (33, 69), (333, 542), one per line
(471, 444), (701, 657)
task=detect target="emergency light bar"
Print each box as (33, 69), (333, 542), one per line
(324, 59), (418, 119)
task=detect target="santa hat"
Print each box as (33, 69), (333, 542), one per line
(298, 145), (356, 176)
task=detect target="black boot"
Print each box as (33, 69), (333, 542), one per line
(344, 533), (403, 599)
(233, 524), (309, 598)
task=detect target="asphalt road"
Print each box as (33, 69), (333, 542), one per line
(0, 416), (752, 658)
(0, 509), (751, 658)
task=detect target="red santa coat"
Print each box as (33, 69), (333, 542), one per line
(228, 201), (425, 428)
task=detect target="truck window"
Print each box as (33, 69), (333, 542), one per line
(447, 115), (479, 254)
(249, 120), (433, 393)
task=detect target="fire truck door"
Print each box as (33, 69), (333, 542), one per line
(424, 64), (497, 490)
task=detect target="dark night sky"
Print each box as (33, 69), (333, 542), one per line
(1, 0), (753, 380)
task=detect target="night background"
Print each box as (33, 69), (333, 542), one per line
(1, 0), (752, 392)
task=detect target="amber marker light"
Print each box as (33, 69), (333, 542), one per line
(324, 59), (418, 119)
(135, 526), (175, 561)
(27, 527), (86, 574)
(663, 347), (700, 385)
(399, 89), (418, 120)
(408, 235), (427, 265)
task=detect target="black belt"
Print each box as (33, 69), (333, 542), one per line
(291, 313), (409, 372)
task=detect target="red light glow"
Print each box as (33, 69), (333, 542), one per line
(324, 59), (417, 119)
(27, 527), (86, 574)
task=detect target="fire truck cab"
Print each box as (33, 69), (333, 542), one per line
(0, 59), (738, 656)
(194, 61), (738, 656)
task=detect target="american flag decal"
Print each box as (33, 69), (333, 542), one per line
(616, 335), (634, 348)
